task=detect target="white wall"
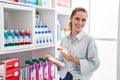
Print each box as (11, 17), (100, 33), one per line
(90, 0), (119, 80)
(72, 0), (119, 80)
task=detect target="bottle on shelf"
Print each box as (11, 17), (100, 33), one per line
(35, 12), (40, 26)
(14, 30), (20, 46)
(25, 60), (36, 80)
(4, 30), (9, 47)
(19, 30), (26, 45)
(57, 19), (61, 41)
(8, 30), (15, 46)
(47, 31), (53, 44)
(24, 30), (32, 44)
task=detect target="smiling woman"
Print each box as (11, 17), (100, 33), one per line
(52, 7), (100, 80)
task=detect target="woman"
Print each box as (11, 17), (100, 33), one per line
(54, 7), (100, 80)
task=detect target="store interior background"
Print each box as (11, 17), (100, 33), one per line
(0, 0), (120, 80)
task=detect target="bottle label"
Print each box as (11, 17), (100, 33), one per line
(39, 66), (43, 80)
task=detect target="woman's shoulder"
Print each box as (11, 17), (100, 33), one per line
(83, 32), (95, 41)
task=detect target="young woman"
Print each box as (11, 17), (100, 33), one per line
(54, 7), (100, 80)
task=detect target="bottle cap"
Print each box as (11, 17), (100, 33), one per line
(57, 47), (64, 50)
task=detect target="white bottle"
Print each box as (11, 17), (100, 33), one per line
(35, 12), (40, 26)
(42, 0), (47, 7)
(45, 54), (65, 67)
(48, 31), (53, 44)
(57, 47), (69, 55)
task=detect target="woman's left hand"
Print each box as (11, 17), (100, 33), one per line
(61, 52), (80, 65)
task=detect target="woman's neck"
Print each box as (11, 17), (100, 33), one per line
(70, 31), (79, 40)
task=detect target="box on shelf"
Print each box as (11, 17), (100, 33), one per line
(7, 0), (18, 2)
(6, 68), (20, 80)
(1, 59), (20, 71)
(57, 0), (70, 8)
(0, 63), (5, 80)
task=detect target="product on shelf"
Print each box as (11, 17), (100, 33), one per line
(25, 60), (36, 80)
(24, 30), (32, 44)
(34, 25), (53, 45)
(14, 30), (20, 45)
(26, 0), (38, 5)
(7, 0), (18, 2)
(0, 63), (5, 80)
(0, 59), (20, 80)
(57, 0), (70, 7)
(8, 30), (16, 46)
(35, 12), (40, 26)
(45, 54), (65, 67)
(4, 30), (9, 47)
(57, 19), (61, 41)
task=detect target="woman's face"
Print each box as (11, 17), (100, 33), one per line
(71, 11), (87, 33)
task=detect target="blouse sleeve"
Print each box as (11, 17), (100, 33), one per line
(79, 38), (100, 75)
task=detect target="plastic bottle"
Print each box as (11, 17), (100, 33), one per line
(45, 31), (49, 44)
(57, 47), (69, 55)
(35, 12), (40, 26)
(8, 30), (15, 46)
(42, 58), (49, 80)
(45, 54), (65, 67)
(42, 31), (46, 44)
(38, 58), (44, 80)
(48, 31), (53, 44)
(14, 30), (20, 45)
(57, 20), (61, 41)
(25, 60), (31, 80)
(32, 59), (39, 80)
(4, 30), (9, 47)
(19, 30), (25, 45)
(42, 0), (47, 7)
(26, 60), (36, 80)
(25, 30), (32, 44)
(38, 31), (42, 45)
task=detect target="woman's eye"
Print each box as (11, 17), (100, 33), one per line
(82, 19), (86, 22)
(75, 17), (80, 20)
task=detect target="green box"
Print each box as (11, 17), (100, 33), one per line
(38, 0), (42, 6)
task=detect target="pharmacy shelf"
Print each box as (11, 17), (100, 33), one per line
(0, 0), (55, 10)
(1, 44), (55, 55)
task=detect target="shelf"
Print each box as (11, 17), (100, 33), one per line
(35, 44), (55, 49)
(2, 44), (33, 54)
(0, 44), (55, 55)
(0, 0), (55, 10)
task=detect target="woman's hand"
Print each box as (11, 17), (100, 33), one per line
(52, 61), (61, 67)
(61, 52), (80, 65)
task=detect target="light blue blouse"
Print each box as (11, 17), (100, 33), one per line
(58, 30), (100, 80)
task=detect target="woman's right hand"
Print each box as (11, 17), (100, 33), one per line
(52, 61), (60, 67)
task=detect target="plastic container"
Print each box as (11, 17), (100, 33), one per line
(14, 30), (20, 45)
(45, 54), (65, 67)
(25, 30), (32, 44)
(57, 20), (61, 41)
(57, 47), (69, 55)
(8, 30), (15, 46)
(4, 30), (9, 47)
(19, 30), (25, 45)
